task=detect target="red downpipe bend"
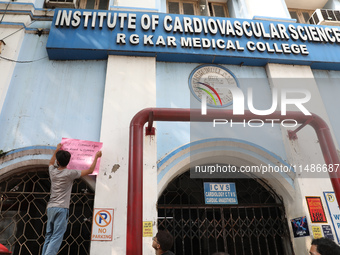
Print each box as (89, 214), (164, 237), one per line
(127, 108), (340, 255)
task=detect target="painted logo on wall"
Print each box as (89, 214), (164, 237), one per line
(188, 64), (239, 108)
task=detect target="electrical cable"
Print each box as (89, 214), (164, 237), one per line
(0, 24), (28, 40)
(0, 8), (54, 41)
(0, 1), (11, 24)
(0, 55), (48, 63)
(0, 8), (54, 63)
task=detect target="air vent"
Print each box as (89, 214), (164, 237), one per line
(309, 9), (340, 26)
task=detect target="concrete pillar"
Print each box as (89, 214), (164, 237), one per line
(0, 28), (25, 114)
(266, 63), (338, 254)
(91, 55), (157, 255)
(243, 0), (290, 19)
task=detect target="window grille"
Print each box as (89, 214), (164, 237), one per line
(157, 171), (294, 255)
(0, 170), (94, 255)
(289, 9), (314, 24)
(167, 0), (228, 17)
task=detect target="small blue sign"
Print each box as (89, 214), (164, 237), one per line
(322, 225), (335, 241)
(204, 182), (238, 204)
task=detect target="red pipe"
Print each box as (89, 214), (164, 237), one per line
(127, 108), (340, 255)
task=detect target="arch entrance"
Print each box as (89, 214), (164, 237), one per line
(156, 139), (295, 255)
(157, 171), (294, 255)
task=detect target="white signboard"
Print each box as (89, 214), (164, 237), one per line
(324, 192), (340, 243)
(91, 208), (114, 241)
(204, 182), (238, 204)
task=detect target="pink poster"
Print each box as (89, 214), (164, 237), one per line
(61, 138), (103, 175)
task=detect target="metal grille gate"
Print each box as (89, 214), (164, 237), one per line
(0, 169), (94, 255)
(158, 171), (294, 255)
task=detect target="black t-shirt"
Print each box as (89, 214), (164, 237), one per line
(162, 251), (175, 255)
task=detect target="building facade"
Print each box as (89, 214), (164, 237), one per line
(1, 0), (340, 254)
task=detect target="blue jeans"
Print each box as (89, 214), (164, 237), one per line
(42, 207), (69, 255)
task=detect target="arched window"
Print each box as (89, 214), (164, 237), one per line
(0, 170), (94, 255)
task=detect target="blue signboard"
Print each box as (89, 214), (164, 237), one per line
(46, 9), (340, 70)
(322, 225), (335, 241)
(204, 182), (238, 204)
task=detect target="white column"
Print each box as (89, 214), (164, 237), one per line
(243, 0), (290, 19)
(266, 63), (337, 169)
(0, 28), (25, 113)
(266, 63), (338, 253)
(91, 55), (157, 255)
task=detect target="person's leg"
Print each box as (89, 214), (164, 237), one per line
(42, 208), (54, 255)
(43, 208), (69, 255)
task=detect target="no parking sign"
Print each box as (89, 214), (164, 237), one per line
(91, 208), (114, 241)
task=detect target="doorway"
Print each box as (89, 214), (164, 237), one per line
(157, 171), (294, 255)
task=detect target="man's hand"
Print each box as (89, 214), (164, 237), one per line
(57, 143), (62, 150)
(81, 151), (103, 177)
(49, 143), (62, 166)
